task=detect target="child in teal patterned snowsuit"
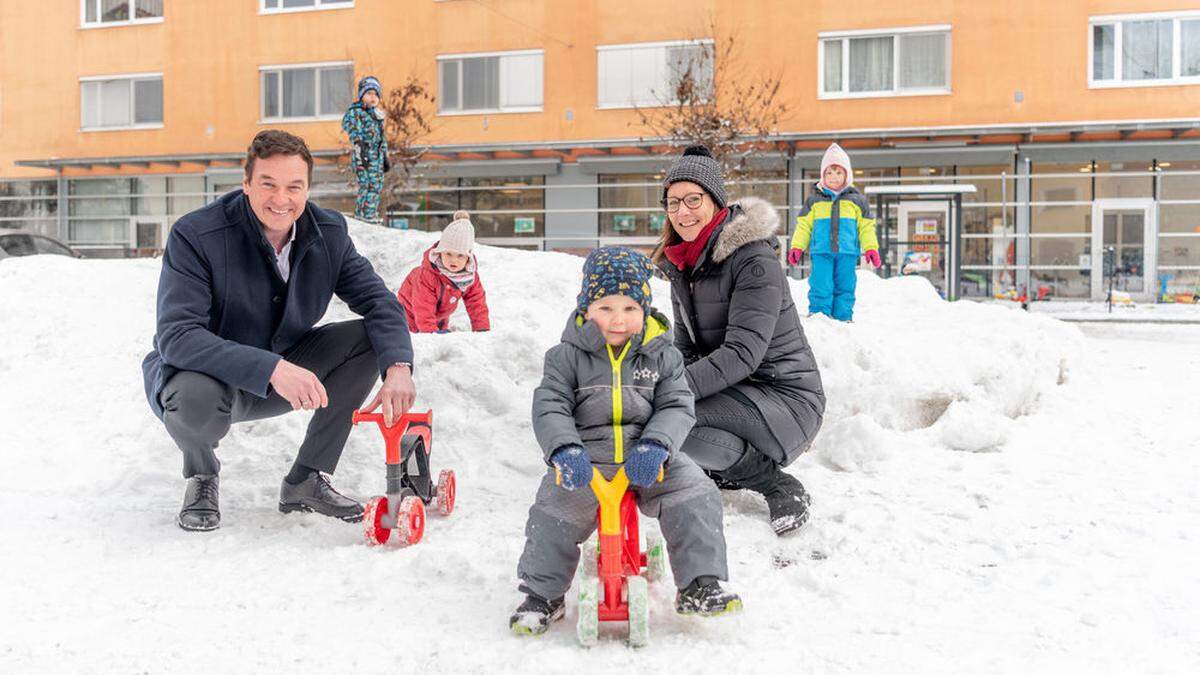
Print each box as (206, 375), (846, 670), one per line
(342, 76), (390, 223)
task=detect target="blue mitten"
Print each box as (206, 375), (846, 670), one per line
(435, 328), (451, 334)
(624, 439), (669, 487)
(550, 445), (592, 491)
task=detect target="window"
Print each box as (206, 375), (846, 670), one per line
(80, 74), (163, 130)
(438, 51), (543, 114)
(1090, 11), (1200, 86)
(261, 0), (353, 13)
(819, 27), (950, 98)
(82, 0), (163, 27)
(597, 40), (713, 108)
(260, 63), (353, 121)
(395, 177), (545, 236)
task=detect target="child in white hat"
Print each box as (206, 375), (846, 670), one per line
(397, 211), (491, 332)
(789, 143), (881, 321)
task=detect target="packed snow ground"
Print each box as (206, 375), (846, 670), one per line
(1, 222), (1196, 673)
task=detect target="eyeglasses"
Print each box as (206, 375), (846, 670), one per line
(662, 192), (706, 213)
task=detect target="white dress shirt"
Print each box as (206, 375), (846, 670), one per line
(273, 224), (298, 283)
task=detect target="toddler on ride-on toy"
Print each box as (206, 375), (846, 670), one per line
(510, 246), (742, 639)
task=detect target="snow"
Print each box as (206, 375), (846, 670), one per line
(983, 298), (1200, 324)
(1, 222), (1197, 673)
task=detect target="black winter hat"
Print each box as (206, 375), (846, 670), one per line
(662, 145), (727, 209)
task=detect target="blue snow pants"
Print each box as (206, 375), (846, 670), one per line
(808, 253), (858, 321)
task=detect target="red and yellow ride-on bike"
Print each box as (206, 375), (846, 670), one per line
(351, 409), (456, 546)
(571, 465), (667, 648)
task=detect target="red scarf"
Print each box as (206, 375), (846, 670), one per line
(664, 207), (729, 271)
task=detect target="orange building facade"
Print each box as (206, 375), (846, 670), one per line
(2, 0), (1199, 300)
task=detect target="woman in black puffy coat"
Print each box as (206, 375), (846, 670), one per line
(653, 146), (826, 535)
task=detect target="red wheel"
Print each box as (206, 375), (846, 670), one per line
(436, 469), (456, 516)
(395, 496), (425, 546)
(363, 496), (390, 546)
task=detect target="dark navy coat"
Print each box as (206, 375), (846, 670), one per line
(141, 190), (413, 418)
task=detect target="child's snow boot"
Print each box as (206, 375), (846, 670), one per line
(509, 594), (565, 636)
(675, 576), (743, 617)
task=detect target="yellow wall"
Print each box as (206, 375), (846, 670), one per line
(3, 0), (1200, 178)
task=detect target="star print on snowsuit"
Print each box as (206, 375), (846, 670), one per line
(341, 101), (389, 223)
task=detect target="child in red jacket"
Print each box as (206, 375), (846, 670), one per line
(398, 210), (491, 333)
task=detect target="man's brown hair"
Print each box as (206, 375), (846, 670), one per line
(244, 129), (314, 182)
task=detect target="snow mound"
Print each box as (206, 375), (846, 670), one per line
(0, 220), (1110, 670)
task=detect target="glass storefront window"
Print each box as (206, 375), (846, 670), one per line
(1157, 239), (1200, 266)
(850, 166), (900, 188)
(461, 177), (545, 238)
(1032, 163), (1092, 204)
(730, 169), (788, 234)
(1031, 237), (1088, 267)
(168, 176), (206, 218)
(1031, 203), (1091, 234)
(135, 177), (167, 217)
(1159, 160), (1200, 200)
(69, 178), (132, 217)
(598, 173), (661, 237)
(955, 164), (1012, 204)
(308, 169), (356, 217)
(395, 176), (545, 237)
(1094, 161), (1153, 199)
(1159, 203), (1200, 234)
(1031, 270), (1090, 299)
(0, 180), (58, 236)
(960, 266), (1019, 298)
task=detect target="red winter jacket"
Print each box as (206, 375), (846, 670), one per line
(397, 245), (490, 332)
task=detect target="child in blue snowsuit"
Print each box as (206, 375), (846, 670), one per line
(788, 143), (881, 321)
(341, 76), (390, 223)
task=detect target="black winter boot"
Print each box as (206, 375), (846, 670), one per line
(713, 449), (812, 536)
(675, 576), (743, 617)
(509, 594), (565, 636)
(763, 471), (812, 536)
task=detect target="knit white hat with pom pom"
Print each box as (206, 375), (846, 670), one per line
(434, 210), (476, 254)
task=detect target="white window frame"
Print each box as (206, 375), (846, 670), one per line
(1088, 10), (1200, 89)
(259, 0), (354, 15)
(817, 25), (952, 100)
(436, 49), (544, 116)
(80, 0), (164, 29)
(79, 72), (164, 132)
(595, 39), (715, 110)
(258, 60), (354, 123)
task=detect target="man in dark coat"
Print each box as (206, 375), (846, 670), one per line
(142, 130), (416, 532)
(654, 146), (826, 536)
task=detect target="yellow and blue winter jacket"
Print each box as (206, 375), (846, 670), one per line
(791, 185), (879, 256)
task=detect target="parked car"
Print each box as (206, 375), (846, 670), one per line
(0, 228), (81, 260)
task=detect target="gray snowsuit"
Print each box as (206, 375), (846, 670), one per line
(516, 310), (729, 601)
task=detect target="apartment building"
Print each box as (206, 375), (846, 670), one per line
(1, 0), (1198, 300)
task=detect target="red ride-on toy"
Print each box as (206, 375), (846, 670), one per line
(574, 466), (667, 648)
(351, 410), (456, 546)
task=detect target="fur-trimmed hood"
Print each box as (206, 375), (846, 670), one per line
(710, 196), (780, 264)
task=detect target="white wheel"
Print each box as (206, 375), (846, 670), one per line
(627, 576), (650, 648)
(644, 534), (668, 583)
(576, 579), (600, 647)
(579, 534), (598, 578)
